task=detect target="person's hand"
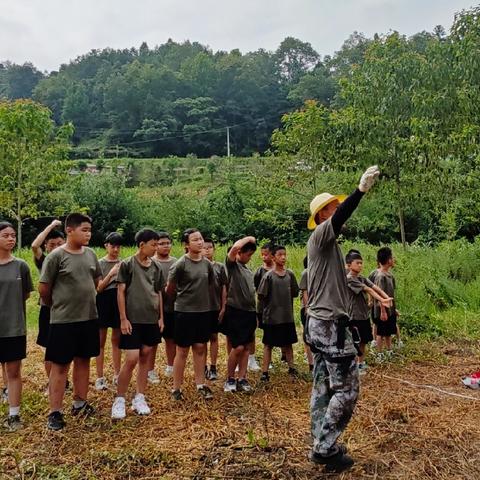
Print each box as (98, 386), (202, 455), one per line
(121, 318), (132, 335)
(359, 165), (380, 193)
(51, 219), (62, 229)
(381, 297), (393, 308)
(158, 317), (165, 333)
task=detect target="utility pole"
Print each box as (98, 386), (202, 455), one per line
(226, 126), (230, 157)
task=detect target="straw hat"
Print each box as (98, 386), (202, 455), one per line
(307, 193), (347, 230)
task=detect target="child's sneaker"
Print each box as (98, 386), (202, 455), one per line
(236, 378), (252, 393)
(164, 365), (173, 377)
(260, 372), (270, 382)
(111, 397), (126, 419)
(224, 378), (237, 393)
(71, 402), (95, 417)
(1, 387), (8, 403)
(462, 376), (480, 389)
(147, 370), (160, 384)
(248, 355), (261, 372)
(4, 415), (22, 432)
(95, 377), (108, 391)
(171, 389), (183, 401)
(132, 394), (151, 415)
(208, 367), (218, 381)
(47, 411), (66, 431)
(197, 385), (213, 400)
(358, 362), (368, 375)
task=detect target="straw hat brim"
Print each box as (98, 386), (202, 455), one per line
(307, 194), (347, 230)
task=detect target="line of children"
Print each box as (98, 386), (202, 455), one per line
(111, 229), (164, 419)
(0, 222), (34, 431)
(95, 232), (123, 390)
(257, 245), (299, 381)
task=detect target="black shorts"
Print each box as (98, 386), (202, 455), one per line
(96, 289), (120, 329)
(174, 311), (211, 348)
(45, 320), (100, 364)
(349, 319), (373, 344)
(223, 306), (257, 348)
(262, 323), (298, 347)
(257, 312), (264, 330)
(0, 336), (27, 363)
(120, 323), (162, 350)
(210, 311), (221, 335)
(36, 305), (51, 348)
(162, 311), (175, 340)
(375, 315), (397, 337)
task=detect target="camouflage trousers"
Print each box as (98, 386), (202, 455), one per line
(310, 352), (359, 456)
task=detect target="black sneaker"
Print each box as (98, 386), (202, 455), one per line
(4, 415), (22, 432)
(47, 411), (66, 431)
(260, 372), (270, 382)
(71, 402), (95, 417)
(236, 378), (252, 393)
(209, 366), (218, 381)
(171, 389), (184, 401)
(309, 449), (354, 473)
(197, 385), (213, 400)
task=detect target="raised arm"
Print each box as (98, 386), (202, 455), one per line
(31, 219), (62, 259)
(227, 236), (256, 262)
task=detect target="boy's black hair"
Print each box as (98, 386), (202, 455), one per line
(157, 231), (172, 241)
(0, 221), (14, 233)
(45, 230), (65, 242)
(181, 228), (201, 244)
(261, 242), (273, 251)
(203, 237), (215, 248)
(377, 247), (393, 265)
(135, 228), (160, 247)
(346, 249), (363, 264)
(239, 241), (257, 254)
(271, 244), (286, 255)
(303, 255), (308, 269)
(65, 213), (92, 229)
(104, 232), (123, 246)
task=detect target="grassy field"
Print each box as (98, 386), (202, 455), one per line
(2, 241), (480, 478)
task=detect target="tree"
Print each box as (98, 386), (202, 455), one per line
(275, 37), (320, 84)
(0, 100), (73, 247)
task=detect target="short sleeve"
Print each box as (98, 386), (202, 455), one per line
(39, 251), (59, 284)
(167, 259), (180, 283)
(299, 270), (308, 291)
(310, 217), (335, 250)
(20, 261), (34, 294)
(289, 271), (300, 298)
(347, 276), (365, 295)
(117, 259), (130, 284)
(257, 273), (270, 299)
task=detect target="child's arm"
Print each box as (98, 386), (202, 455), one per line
(219, 284), (227, 322)
(165, 280), (176, 298)
(370, 283), (391, 300)
(364, 286), (392, 307)
(227, 236), (256, 262)
(97, 263), (120, 293)
(302, 290), (309, 312)
(38, 282), (52, 306)
(117, 283), (132, 334)
(31, 220), (62, 259)
(157, 290), (164, 332)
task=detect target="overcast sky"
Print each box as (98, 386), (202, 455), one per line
(0, 0), (477, 72)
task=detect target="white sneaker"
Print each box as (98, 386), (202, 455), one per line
(224, 378), (237, 393)
(95, 377), (108, 391)
(111, 397), (126, 419)
(132, 394), (151, 415)
(164, 365), (173, 377)
(147, 370), (160, 384)
(248, 355), (261, 372)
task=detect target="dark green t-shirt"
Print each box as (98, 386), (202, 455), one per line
(372, 270), (396, 318)
(257, 269), (299, 325)
(154, 256), (176, 313)
(99, 257), (121, 291)
(346, 273), (374, 321)
(117, 256), (164, 325)
(225, 257), (256, 312)
(0, 259), (33, 337)
(168, 255), (212, 313)
(210, 261), (228, 311)
(40, 247), (101, 324)
(254, 265), (271, 314)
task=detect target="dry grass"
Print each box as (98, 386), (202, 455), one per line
(1, 337), (480, 479)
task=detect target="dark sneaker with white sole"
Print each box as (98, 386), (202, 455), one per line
(197, 385), (213, 400)
(309, 448), (353, 473)
(47, 411), (66, 431)
(4, 415), (22, 432)
(71, 402), (95, 417)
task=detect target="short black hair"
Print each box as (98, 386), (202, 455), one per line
(157, 231), (172, 241)
(303, 255), (308, 269)
(45, 230), (65, 242)
(240, 241), (257, 254)
(135, 228), (160, 247)
(65, 213), (92, 229)
(181, 228), (201, 244)
(272, 244), (286, 255)
(346, 249), (363, 264)
(203, 237), (215, 248)
(261, 242), (273, 251)
(377, 247), (393, 265)
(104, 232), (123, 246)
(0, 221), (14, 233)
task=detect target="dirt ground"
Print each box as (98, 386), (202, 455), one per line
(1, 338), (480, 479)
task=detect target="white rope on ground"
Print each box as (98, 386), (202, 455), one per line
(370, 371), (480, 401)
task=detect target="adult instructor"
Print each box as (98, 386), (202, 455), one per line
(305, 165), (380, 473)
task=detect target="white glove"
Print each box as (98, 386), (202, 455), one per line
(358, 165), (380, 193)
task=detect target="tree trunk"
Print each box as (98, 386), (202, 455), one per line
(395, 177), (406, 248)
